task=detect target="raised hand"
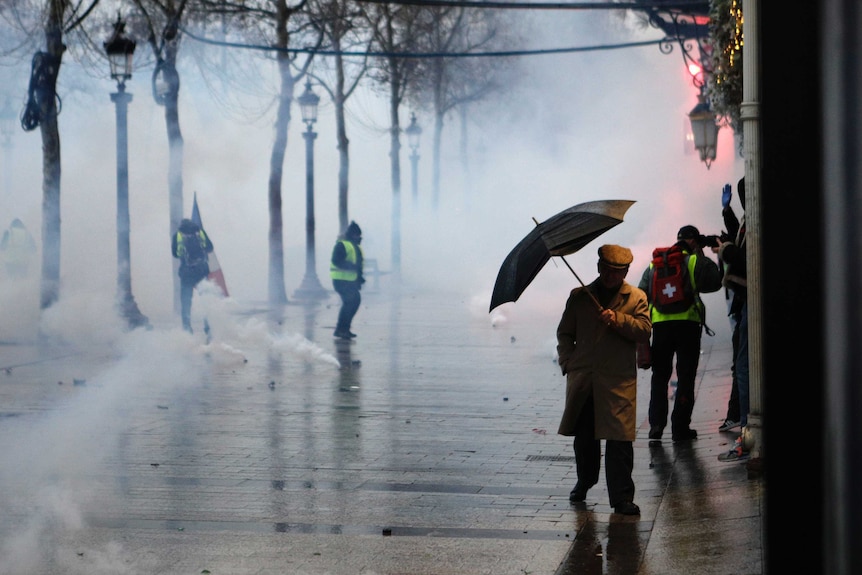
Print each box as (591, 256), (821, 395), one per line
(721, 184), (732, 209)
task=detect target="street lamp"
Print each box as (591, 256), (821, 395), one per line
(104, 15), (148, 328)
(405, 113), (422, 203)
(293, 79), (328, 301)
(0, 97), (15, 202)
(688, 89), (720, 169)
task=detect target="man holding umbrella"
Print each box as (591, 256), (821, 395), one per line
(557, 244), (651, 515)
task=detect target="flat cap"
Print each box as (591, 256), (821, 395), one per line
(598, 244), (633, 269)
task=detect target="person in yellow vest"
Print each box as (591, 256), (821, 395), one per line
(172, 218), (213, 333)
(330, 221), (365, 340)
(0, 218), (37, 278)
(638, 225), (722, 442)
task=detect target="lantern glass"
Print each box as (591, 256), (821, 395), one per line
(108, 52), (134, 81)
(104, 16), (136, 82)
(688, 99), (719, 166)
(405, 113), (422, 150)
(298, 81), (320, 125)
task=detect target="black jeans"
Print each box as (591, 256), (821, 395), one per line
(648, 320), (703, 435)
(180, 279), (197, 332)
(724, 311), (742, 421)
(572, 393), (635, 507)
(333, 280), (361, 333)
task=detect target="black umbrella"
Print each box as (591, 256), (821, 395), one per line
(489, 199), (636, 312)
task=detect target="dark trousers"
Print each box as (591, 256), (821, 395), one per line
(736, 301), (750, 426)
(333, 280), (361, 332)
(180, 280), (196, 332)
(573, 394), (635, 507)
(648, 320), (703, 435)
(724, 311), (742, 422)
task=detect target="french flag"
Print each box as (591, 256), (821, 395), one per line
(191, 192), (229, 297)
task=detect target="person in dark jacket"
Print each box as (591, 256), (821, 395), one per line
(717, 179), (744, 433)
(330, 221), (365, 340)
(557, 244), (652, 515)
(638, 225), (722, 442)
(172, 218), (213, 333)
(717, 178), (751, 462)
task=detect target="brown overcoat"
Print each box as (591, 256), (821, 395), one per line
(557, 280), (652, 441)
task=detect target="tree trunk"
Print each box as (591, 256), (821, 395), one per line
(267, 0), (295, 307)
(163, 47), (184, 316)
(388, 57), (402, 279)
(268, 54), (293, 306)
(335, 50), (350, 234)
(40, 108), (61, 311)
(460, 104), (470, 210)
(431, 60), (444, 211)
(39, 6), (65, 311)
(432, 110), (443, 212)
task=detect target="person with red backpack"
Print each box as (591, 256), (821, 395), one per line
(638, 225), (722, 442)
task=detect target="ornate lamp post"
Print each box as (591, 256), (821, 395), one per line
(293, 80), (328, 301)
(405, 113), (422, 204)
(0, 98), (15, 202)
(635, 3), (720, 167)
(104, 15), (148, 328)
(688, 88), (720, 169)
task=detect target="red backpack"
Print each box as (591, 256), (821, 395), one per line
(649, 245), (694, 314)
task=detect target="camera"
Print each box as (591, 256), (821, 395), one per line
(697, 234), (722, 248)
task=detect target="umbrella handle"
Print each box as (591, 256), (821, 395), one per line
(559, 255), (603, 311)
(532, 217), (603, 311)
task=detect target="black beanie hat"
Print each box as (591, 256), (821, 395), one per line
(346, 221), (361, 238)
(677, 225), (700, 240)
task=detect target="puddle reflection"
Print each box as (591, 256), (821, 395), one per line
(558, 511), (643, 575)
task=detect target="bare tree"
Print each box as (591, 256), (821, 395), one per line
(306, 0), (371, 233)
(8, 0), (100, 312)
(411, 5), (509, 210)
(197, 0), (318, 306)
(361, 1), (421, 279)
(131, 0), (193, 316)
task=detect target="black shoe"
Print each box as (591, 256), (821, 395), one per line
(648, 427), (663, 440)
(569, 485), (588, 503)
(672, 429), (698, 442)
(347, 331), (357, 338)
(613, 501), (641, 516)
(334, 330), (352, 340)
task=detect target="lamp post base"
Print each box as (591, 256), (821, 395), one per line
(293, 273), (329, 301)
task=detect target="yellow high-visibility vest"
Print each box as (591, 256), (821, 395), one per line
(330, 240), (362, 281)
(649, 252), (703, 323)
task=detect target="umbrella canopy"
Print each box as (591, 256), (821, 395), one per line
(489, 199), (635, 312)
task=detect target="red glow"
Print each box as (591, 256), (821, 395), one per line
(688, 62), (702, 77)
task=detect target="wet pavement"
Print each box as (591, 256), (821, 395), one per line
(0, 286), (764, 574)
